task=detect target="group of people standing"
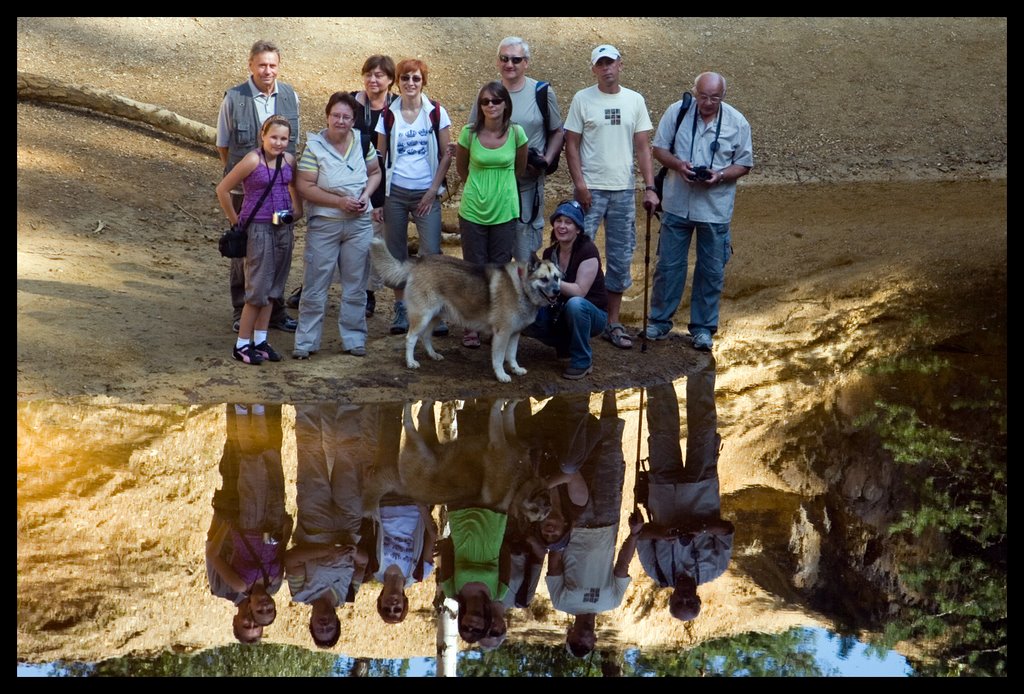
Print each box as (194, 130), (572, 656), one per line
(215, 37), (753, 377)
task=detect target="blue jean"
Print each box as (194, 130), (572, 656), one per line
(583, 189), (636, 293)
(529, 296), (607, 369)
(648, 212), (732, 335)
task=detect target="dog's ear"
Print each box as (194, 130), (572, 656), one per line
(526, 252), (540, 274)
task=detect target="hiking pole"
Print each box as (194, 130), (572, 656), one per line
(633, 387), (647, 518)
(641, 205), (652, 353)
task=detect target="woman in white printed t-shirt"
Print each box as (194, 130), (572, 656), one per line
(375, 58), (454, 336)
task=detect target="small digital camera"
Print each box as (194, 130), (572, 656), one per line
(272, 209), (294, 225)
(691, 166), (713, 181)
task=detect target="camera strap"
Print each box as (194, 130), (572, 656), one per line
(688, 105), (722, 170)
(237, 152), (282, 233)
(234, 526), (274, 593)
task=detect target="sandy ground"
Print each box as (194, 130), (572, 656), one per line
(16, 17), (1007, 663)
(16, 16), (1007, 405)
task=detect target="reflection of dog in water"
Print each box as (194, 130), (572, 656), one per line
(370, 238), (562, 382)
(363, 399), (551, 525)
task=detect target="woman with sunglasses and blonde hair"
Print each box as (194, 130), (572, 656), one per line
(375, 58), (454, 336)
(454, 80), (528, 349)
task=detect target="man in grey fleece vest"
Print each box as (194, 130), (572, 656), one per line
(216, 39), (300, 332)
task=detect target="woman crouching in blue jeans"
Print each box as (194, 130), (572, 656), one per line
(529, 200), (608, 380)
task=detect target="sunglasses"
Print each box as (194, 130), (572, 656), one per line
(399, 74), (422, 83)
(499, 55), (525, 64)
(479, 98), (504, 106)
(558, 199), (582, 209)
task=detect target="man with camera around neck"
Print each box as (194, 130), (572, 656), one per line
(468, 36), (564, 263)
(217, 40), (300, 334)
(644, 71), (753, 352)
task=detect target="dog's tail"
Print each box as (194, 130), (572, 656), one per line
(370, 237), (411, 288)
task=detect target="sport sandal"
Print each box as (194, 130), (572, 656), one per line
(603, 323), (633, 349)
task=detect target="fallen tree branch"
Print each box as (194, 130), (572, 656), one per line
(174, 202), (202, 224)
(17, 70), (216, 147)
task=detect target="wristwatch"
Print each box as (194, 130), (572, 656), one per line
(644, 185), (656, 192)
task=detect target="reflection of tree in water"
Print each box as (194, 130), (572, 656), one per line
(57, 644), (340, 676)
(457, 633), (824, 676)
(856, 366), (1006, 677)
(724, 342), (1006, 676)
(630, 630), (823, 676)
(51, 632), (834, 676)
(337, 656), (410, 677)
(54, 646), (417, 677)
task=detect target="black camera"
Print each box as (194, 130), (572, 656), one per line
(272, 209), (294, 225)
(691, 165), (713, 181)
(526, 148), (548, 176)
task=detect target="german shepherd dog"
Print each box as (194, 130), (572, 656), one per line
(370, 238), (562, 382)
(362, 399), (552, 524)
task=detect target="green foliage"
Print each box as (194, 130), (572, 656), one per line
(630, 629), (823, 677)
(854, 357), (1006, 677)
(458, 642), (597, 677)
(864, 354), (948, 376)
(458, 631), (828, 677)
(53, 643), (342, 677)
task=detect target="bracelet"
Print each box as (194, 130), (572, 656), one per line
(644, 185), (656, 192)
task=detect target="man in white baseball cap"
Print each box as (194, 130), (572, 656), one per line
(564, 43), (658, 351)
(590, 44), (620, 64)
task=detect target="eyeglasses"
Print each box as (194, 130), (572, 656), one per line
(400, 74), (422, 83)
(336, 115), (355, 123)
(499, 55), (525, 64)
(696, 92), (723, 104)
(479, 98), (504, 106)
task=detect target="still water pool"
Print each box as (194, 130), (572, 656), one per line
(17, 314), (1005, 675)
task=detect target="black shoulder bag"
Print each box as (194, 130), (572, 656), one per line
(219, 153), (282, 258)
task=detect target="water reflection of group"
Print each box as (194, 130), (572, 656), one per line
(206, 403), (292, 644)
(635, 359), (734, 622)
(205, 366), (733, 655)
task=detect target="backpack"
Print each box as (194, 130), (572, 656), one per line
(382, 99), (449, 197)
(653, 91), (693, 213)
(356, 129), (371, 160)
(535, 80), (559, 175)
(351, 90), (397, 135)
